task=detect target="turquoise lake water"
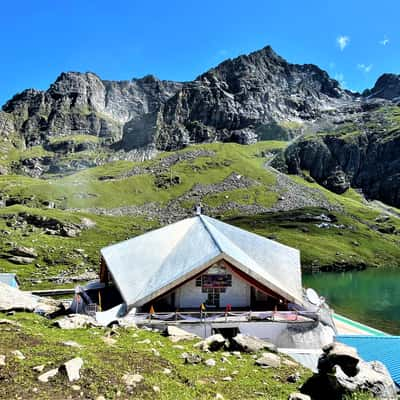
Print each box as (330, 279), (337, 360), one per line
(303, 268), (400, 335)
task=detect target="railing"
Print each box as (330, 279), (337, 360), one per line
(128, 310), (319, 324)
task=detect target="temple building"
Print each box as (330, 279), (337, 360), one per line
(99, 214), (303, 312)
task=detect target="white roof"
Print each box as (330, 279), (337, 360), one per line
(101, 215), (303, 308)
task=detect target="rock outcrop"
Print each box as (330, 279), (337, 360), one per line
(301, 342), (397, 399)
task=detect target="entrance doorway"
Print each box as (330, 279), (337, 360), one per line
(206, 288), (220, 308)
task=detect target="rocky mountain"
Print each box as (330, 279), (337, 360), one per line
(1, 44), (400, 209)
(363, 73), (400, 101)
(2, 46), (352, 152)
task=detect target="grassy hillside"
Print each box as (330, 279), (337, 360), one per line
(0, 312), (375, 400)
(0, 141), (399, 289)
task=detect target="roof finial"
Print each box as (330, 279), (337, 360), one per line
(195, 204), (202, 216)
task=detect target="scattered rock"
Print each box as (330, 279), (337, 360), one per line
(183, 352), (202, 365)
(33, 365), (45, 373)
(60, 357), (83, 382)
(287, 372), (301, 383)
(194, 334), (227, 351)
(288, 393), (311, 400)
(255, 353), (281, 368)
(153, 385), (160, 393)
(54, 314), (99, 329)
(38, 368), (59, 383)
(205, 358), (216, 367)
(231, 334), (277, 353)
(62, 340), (82, 348)
(11, 350), (25, 360)
(122, 373), (143, 386)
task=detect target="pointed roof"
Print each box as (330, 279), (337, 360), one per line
(100, 215), (303, 308)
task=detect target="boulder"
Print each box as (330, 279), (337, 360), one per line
(7, 256), (35, 265)
(165, 325), (199, 342)
(301, 342), (397, 400)
(194, 334), (227, 351)
(60, 357), (83, 382)
(9, 246), (38, 258)
(38, 368), (59, 383)
(231, 334), (277, 353)
(255, 352), (281, 368)
(54, 314), (99, 329)
(318, 342), (360, 377)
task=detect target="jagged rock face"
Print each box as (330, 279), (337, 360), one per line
(284, 115), (400, 207)
(364, 73), (400, 101)
(2, 72), (182, 147)
(121, 46), (351, 150)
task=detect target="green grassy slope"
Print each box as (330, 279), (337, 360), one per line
(0, 140), (399, 289)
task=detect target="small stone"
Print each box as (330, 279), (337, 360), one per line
(221, 357), (231, 364)
(215, 394), (224, 399)
(137, 339), (151, 345)
(151, 348), (160, 357)
(33, 365), (45, 372)
(62, 340), (82, 348)
(71, 385), (81, 391)
(38, 368), (59, 383)
(205, 358), (216, 367)
(288, 393), (311, 400)
(222, 376), (232, 381)
(96, 396), (106, 400)
(102, 336), (117, 346)
(122, 373), (143, 386)
(11, 350), (25, 360)
(287, 372), (300, 383)
(172, 345), (184, 350)
(153, 385), (160, 393)
(162, 368), (172, 375)
(0, 355), (5, 366)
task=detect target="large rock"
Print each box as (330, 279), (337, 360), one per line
(318, 342), (361, 377)
(255, 352), (281, 368)
(9, 246), (38, 258)
(54, 314), (100, 329)
(301, 342), (397, 400)
(194, 334), (227, 352)
(0, 282), (60, 314)
(7, 256), (35, 265)
(231, 334), (277, 353)
(60, 357), (83, 382)
(165, 325), (200, 342)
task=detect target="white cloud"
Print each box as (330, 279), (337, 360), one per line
(334, 73), (346, 88)
(337, 35), (350, 51)
(379, 36), (390, 46)
(357, 63), (373, 73)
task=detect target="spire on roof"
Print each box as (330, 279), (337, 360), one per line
(195, 204), (202, 216)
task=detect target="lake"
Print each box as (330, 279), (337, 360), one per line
(303, 268), (400, 335)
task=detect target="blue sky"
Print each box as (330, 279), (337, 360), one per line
(0, 0), (399, 106)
